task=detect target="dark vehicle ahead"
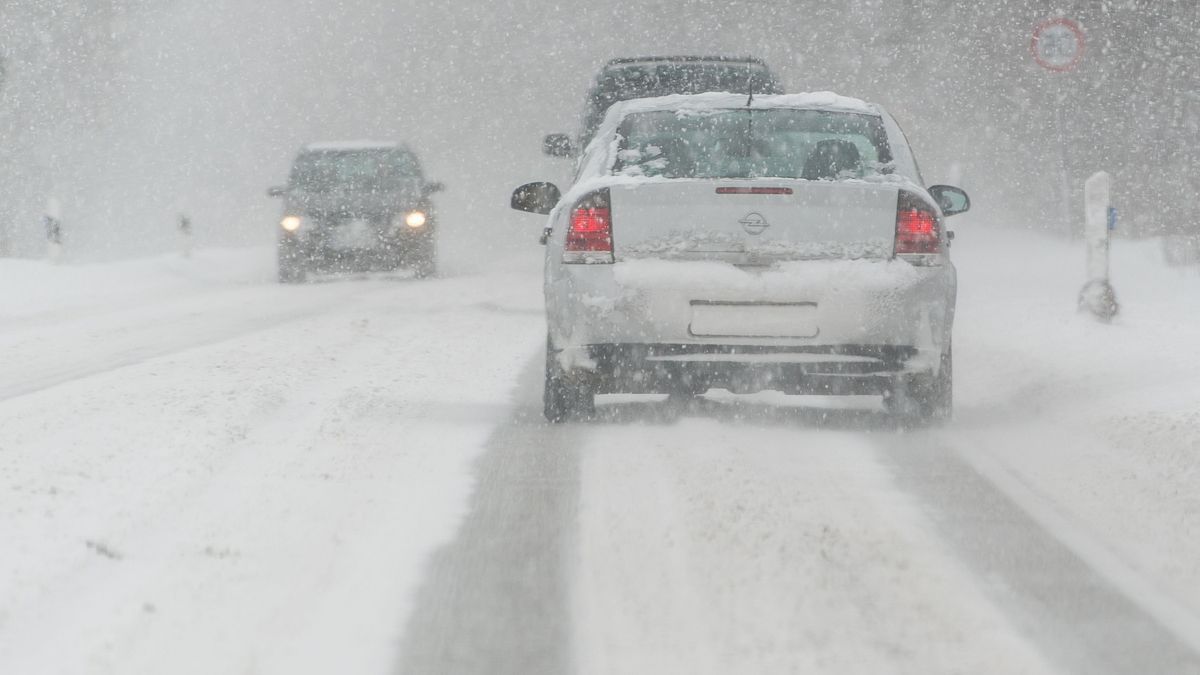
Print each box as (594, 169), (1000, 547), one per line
(268, 142), (443, 282)
(543, 56), (784, 158)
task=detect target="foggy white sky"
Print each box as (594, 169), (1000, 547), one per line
(3, 0), (1189, 261)
(2, 1), (886, 261)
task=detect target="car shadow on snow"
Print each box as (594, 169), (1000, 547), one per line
(587, 393), (906, 433)
(299, 269), (427, 285)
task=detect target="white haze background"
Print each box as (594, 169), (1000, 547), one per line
(4, 1), (1194, 262)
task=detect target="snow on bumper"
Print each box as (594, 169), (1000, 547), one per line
(549, 257), (955, 375)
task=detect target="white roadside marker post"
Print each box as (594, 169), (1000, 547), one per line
(1078, 171), (1119, 321)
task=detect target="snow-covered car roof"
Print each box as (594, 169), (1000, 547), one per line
(603, 91), (879, 119)
(302, 140), (402, 152)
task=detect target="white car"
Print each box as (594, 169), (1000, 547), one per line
(512, 92), (970, 423)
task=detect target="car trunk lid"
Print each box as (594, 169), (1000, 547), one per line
(609, 180), (898, 264)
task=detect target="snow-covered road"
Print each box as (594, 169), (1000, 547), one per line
(0, 251), (547, 673)
(3, 227), (1200, 674)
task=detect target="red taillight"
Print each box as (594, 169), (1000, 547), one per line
(567, 207), (612, 251)
(895, 193), (941, 255)
(564, 190), (613, 263)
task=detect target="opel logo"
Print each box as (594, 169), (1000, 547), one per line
(738, 212), (770, 235)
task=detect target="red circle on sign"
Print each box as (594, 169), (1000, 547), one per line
(1031, 18), (1085, 72)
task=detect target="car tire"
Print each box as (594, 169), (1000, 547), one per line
(413, 239), (437, 278)
(277, 248), (307, 284)
(379, 250), (404, 273)
(544, 336), (594, 423)
(922, 346), (953, 422)
(414, 258), (437, 279)
(887, 346), (952, 425)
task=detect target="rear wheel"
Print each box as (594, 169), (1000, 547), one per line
(414, 257), (437, 279)
(277, 247), (307, 284)
(544, 336), (594, 423)
(413, 238), (437, 278)
(887, 346), (952, 425)
(922, 346), (953, 422)
(378, 249), (404, 273)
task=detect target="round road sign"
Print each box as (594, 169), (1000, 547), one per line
(1032, 18), (1085, 72)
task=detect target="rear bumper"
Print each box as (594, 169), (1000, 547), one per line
(281, 229), (433, 268)
(548, 258), (956, 358)
(555, 342), (925, 396)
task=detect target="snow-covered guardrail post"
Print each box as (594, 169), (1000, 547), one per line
(178, 213), (193, 258)
(44, 197), (64, 264)
(1078, 171), (1119, 321)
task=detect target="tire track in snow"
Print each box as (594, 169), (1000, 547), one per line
(567, 402), (1060, 675)
(395, 359), (580, 675)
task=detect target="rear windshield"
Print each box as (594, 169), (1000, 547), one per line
(612, 109), (893, 181)
(289, 149), (422, 191)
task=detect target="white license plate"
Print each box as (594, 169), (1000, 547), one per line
(689, 302), (819, 338)
(329, 220), (378, 250)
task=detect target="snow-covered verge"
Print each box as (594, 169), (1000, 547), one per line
(0, 248), (546, 674)
(0, 248), (274, 324)
(951, 227), (1200, 618)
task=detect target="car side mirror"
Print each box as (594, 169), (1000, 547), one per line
(423, 181), (445, 196)
(542, 134), (575, 159)
(511, 182), (561, 215)
(928, 185), (970, 217)
(267, 186), (286, 198)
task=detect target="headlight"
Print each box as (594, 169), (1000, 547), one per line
(280, 215), (302, 232)
(403, 211), (427, 228)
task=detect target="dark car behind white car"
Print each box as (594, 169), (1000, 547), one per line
(269, 142), (444, 282)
